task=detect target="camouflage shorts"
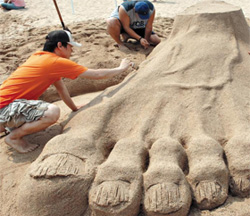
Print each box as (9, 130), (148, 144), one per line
(0, 99), (50, 132)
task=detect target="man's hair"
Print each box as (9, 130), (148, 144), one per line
(43, 41), (68, 52)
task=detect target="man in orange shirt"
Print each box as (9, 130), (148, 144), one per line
(0, 30), (132, 153)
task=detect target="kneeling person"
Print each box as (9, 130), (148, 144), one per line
(0, 30), (132, 153)
(107, 0), (161, 50)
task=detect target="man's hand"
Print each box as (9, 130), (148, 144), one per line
(140, 38), (150, 49)
(118, 58), (133, 71)
(74, 104), (86, 111)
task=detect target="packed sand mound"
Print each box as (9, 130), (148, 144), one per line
(10, 1), (250, 216)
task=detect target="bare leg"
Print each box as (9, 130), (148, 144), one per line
(4, 104), (60, 153)
(149, 34), (161, 46)
(0, 124), (6, 133)
(121, 33), (130, 43)
(106, 18), (130, 51)
(107, 18), (123, 46)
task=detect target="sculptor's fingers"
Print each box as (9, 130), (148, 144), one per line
(131, 62), (139, 70)
(141, 38), (150, 49)
(120, 58), (131, 71)
(75, 104), (86, 111)
(121, 58), (130, 65)
(121, 59), (138, 70)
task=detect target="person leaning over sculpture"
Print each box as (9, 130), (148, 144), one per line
(107, 0), (161, 50)
(0, 0), (25, 10)
(0, 30), (132, 153)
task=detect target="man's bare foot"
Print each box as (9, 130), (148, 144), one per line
(5, 135), (39, 153)
(121, 33), (130, 43)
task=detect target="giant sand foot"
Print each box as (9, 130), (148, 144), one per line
(15, 1), (250, 215)
(144, 137), (191, 216)
(89, 138), (147, 216)
(186, 136), (229, 209)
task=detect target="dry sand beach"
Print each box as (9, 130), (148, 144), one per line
(1, 0), (250, 216)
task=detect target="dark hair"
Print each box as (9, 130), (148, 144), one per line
(43, 41), (68, 52)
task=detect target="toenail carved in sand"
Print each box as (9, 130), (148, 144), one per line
(229, 177), (250, 197)
(29, 153), (86, 178)
(144, 182), (190, 216)
(91, 180), (130, 207)
(17, 1), (250, 215)
(192, 180), (228, 210)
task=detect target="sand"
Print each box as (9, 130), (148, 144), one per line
(1, 0), (250, 216)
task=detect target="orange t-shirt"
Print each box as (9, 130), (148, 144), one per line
(0, 51), (87, 108)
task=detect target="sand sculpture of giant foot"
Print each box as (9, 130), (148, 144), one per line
(17, 1), (250, 215)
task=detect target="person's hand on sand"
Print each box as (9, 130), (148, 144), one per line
(118, 58), (134, 71)
(75, 104), (86, 111)
(139, 38), (150, 49)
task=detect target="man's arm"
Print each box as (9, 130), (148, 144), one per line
(54, 79), (78, 111)
(144, 10), (155, 42)
(79, 58), (132, 79)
